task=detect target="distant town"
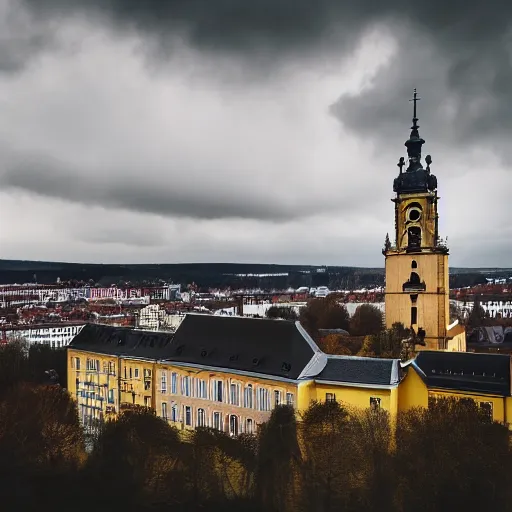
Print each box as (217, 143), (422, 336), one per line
(2, 269), (511, 351)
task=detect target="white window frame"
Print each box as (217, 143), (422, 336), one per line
(213, 380), (224, 402)
(230, 382), (240, 406)
(171, 402), (178, 422)
(184, 405), (192, 426)
(161, 402), (168, 420)
(258, 388), (270, 411)
(244, 384), (253, 409)
(182, 376), (191, 397)
(213, 411), (222, 431)
(161, 371), (167, 393)
(286, 392), (294, 407)
(197, 408), (206, 427)
(171, 372), (178, 394)
(199, 379), (207, 399)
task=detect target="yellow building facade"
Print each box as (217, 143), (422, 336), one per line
(67, 321), (404, 433)
(384, 91), (466, 352)
(67, 323), (512, 432)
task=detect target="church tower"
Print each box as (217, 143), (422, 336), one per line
(383, 90), (465, 352)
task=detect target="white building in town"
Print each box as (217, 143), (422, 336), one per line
(3, 323), (85, 348)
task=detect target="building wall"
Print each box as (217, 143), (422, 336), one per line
(67, 348), (120, 431)
(385, 251), (449, 350)
(446, 323), (467, 352)
(154, 363), (297, 435)
(398, 365), (511, 427)
(397, 367), (429, 411)
(299, 381), (395, 415)
(119, 358), (157, 410)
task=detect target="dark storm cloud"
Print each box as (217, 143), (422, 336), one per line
(20, 0), (512, 147)
(0, 154), (353, 221)
(0, 1), (57, 73)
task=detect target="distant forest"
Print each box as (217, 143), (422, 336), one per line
(0, 259), (509, 290)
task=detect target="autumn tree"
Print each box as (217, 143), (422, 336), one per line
(358, 322), (411, 359)
(0, 338), (29, 396)
(257, 405), (302, 512)
(85, 407), (185, 509)
(395, 397), (512, 511)
(299, 400), (360, 512)
(0, 383), (85, 509)
(349, 304), (384, 336)
(299, 297), (350, 339)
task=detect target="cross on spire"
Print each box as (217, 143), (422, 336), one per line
(409, 88), (420, 124)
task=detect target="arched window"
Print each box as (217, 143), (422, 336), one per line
(229, 415), (239, 437)
(246, 418), (254, 434)
(411, 260), (417, 269)
(197, 408), (206, 427)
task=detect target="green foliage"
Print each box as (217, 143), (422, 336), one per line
(266, 305), (298, 321)
(349, 304), (384, 336)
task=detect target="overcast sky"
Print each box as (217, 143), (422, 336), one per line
(0, 0), (510, 267)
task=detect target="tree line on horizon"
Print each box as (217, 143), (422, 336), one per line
(0, 340), (511, 512)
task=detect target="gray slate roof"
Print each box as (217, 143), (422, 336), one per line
(314, 355), (402, 387)
(412, 351), (511, 396)
(69, 314), (320, 380)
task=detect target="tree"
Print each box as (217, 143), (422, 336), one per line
(299, 297), (350, 339)
(257, 405), (302, 512)
(358, 322), (411, 359)
(468, 297), (486, 328)
(0, 383), (85, 510)
(85, 407), (185, 508)
(299, 400), (359, 512)
(0, 338), (29, 396)
(395, 397), (512, 511)
(349, 304), (383, 336)
(266, 306), (298, 321)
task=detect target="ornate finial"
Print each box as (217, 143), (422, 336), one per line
(404, 88), (425, 170)
(397, 157), (405, 174)
(425, 154), (432, 172)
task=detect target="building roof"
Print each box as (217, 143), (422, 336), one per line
(314, 355), (401, 388)
(167, 314), (318, 380)
(412, 351), (511, 396)
(69, 315), (322, 380)
(69, 323), (174, 360)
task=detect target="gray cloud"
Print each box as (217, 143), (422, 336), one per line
(0, 152), (363, 221)
(0, 1), (509, 265)
(0, 0), (59, 73)
(18, 0), (512, 147)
